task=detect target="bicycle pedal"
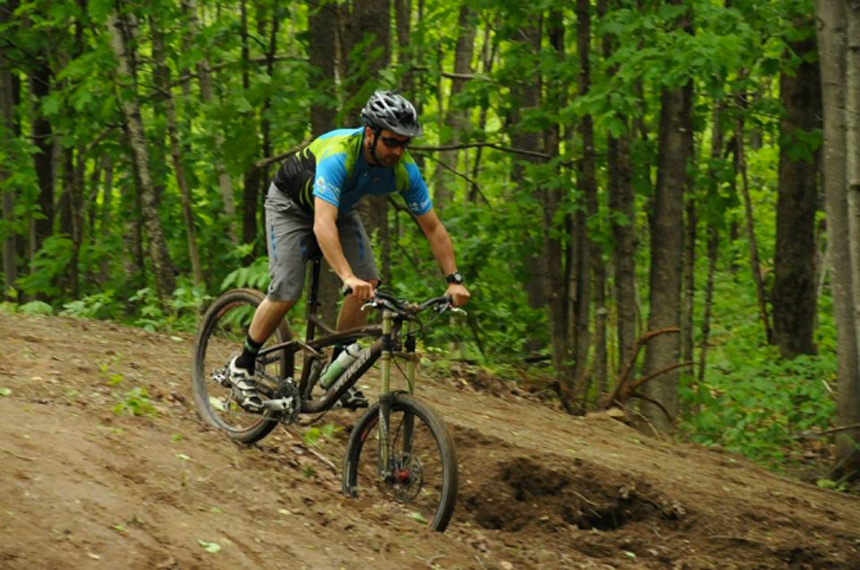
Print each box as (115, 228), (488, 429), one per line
(212, 367), (231, 387)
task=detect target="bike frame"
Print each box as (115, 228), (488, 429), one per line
(252, 249), (421, 478)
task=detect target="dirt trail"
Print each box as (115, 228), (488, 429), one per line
(1, 313), (859, 569)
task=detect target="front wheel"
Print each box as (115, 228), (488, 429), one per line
(191, 288), (292, 444)
(342, 394), (458, 531)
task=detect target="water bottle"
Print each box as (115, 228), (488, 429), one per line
(319, 343), (362, 389)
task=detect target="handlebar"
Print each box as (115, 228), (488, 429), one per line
(341, 286), (464, 318)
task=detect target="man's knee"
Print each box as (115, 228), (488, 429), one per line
(262, 297), (298, 313)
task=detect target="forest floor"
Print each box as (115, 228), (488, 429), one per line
(1, 312), (859, 569)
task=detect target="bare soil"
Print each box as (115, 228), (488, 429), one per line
(1, 313), (859, 569)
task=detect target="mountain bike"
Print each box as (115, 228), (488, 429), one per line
(190, 245), (461, 531)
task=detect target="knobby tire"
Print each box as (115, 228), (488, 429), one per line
(342, 394), (458, 531)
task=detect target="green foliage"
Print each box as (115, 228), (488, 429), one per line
(61, 292), (119, 320)
(17, 236), (75, 299)
(17, 301), (54, 316)
(126, 280), (208, 333)
(221, 257), (270, 291)
(682, 345), (837, 467)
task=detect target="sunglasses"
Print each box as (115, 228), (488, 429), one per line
(380, 136), (411, 149)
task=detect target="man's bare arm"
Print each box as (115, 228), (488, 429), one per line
(415, 208), (470, 306)
(313, 198), (374, 300)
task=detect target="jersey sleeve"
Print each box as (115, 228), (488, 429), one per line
(400, 162), (433, 215)
(312, 153), (348, 208)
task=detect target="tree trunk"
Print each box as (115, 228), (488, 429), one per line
(642, 2), (693, 430)
(822, 0), (860, 480)
(682, 194), (696, 366)
(339, 0), (392, 286)
(0, 0), (18, 300)
(107, 12), (176, 300)
(642, 79), (692, 431)
(309, 0), (342, 327)
(601, 0), (638, 384)
(508, 18), (548, 358)
(121, 151), (145, 293)
(99, 157), (114, 284)
(539, 11), (574, 408)
(30, 63), (53, 256)
(338, 0), (391, 120)
(240, 0), (263, 254)
(186, 0), (238, 246)
(696, 99), (726, 398)
(308, 0), (337, 136)
(394, 0), (413, 93)
(71, 145), (86, 299)
(151, 16), (204, 287)
(736, 96), (773, 344)
(573, 0), (596, 404)
(609, 132), (637, 377)
(433, 4), (475, 210)
(773, 25), (822, 358)
(468, 19), (499, 204)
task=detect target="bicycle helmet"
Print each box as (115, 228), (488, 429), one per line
(361, 90), (423, 138)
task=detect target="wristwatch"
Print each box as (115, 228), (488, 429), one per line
(445, 271), (464, 285)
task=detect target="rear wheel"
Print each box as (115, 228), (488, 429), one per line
(342, 394), (458, 531)
(191, 288), (293, 443)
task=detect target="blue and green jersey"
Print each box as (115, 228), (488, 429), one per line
(273, 127), (432, 216)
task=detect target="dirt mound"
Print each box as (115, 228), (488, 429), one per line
(1, 313), (859, 569)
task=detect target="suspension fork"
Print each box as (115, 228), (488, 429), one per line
(377, 310), (394, 477)
(377, 315), (418, 479)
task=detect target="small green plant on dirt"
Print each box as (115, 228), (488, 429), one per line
(112, 387), (157, 417)
(197, 540), (221, 554)
(302, 465), (316, 478)
(98, 355), (124, 385)
(301, 422), (342, 446)
(816, 478), (849, 492)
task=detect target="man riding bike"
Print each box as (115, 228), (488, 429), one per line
(228, 90), (470, 411)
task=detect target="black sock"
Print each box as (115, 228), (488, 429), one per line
(236, 335), (264, 372)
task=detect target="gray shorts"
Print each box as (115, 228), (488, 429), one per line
(264, 184), (379, 301)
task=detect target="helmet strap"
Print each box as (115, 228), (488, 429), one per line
(367, 127), (384, 167)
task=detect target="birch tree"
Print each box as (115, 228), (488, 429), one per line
(107, 11), (176, 300)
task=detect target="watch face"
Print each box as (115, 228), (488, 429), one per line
(447, 271), (463, 284)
